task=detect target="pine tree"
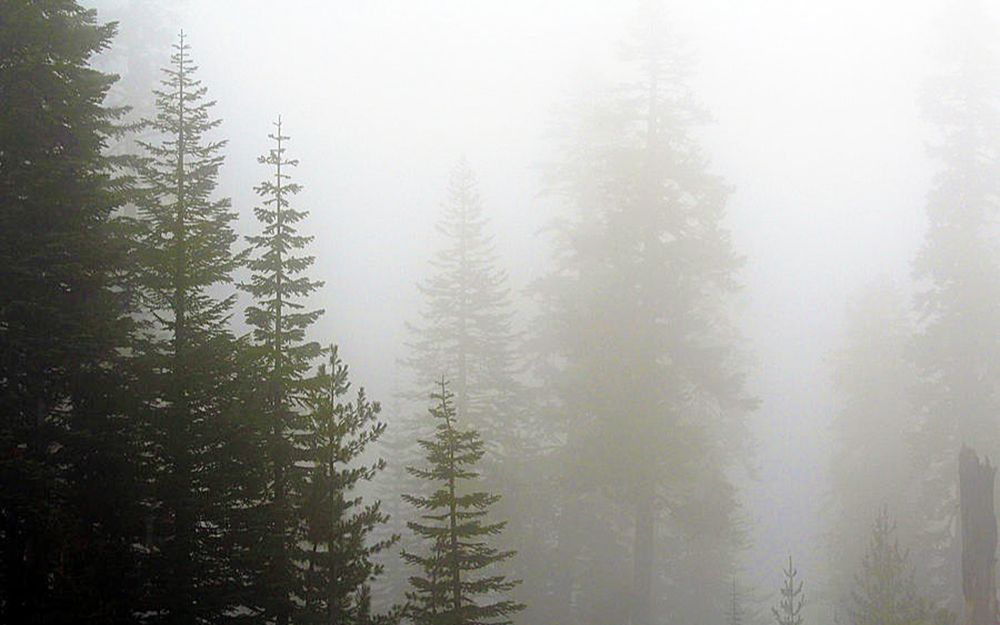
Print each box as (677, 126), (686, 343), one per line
(301, 346), (399, 625)
(0, 2), (144, 622)
(847, 508), (952, 625)
(401, 156), (524, 453)
(402, 380), (525, 625)
(388, 157), (529, 610)
(531, 3), (755, 624)
(132, 30), (245, 624)
(827, 283), (920, 603)
(772, 556), (804, 625)
(908, 0), (1000, 607)
(240, 116), (325, 624)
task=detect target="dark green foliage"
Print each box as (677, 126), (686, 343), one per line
(131, 31), (246, 624)
(772, 557), (804, 625)
(240, 116), (324, 625)
(0, 1), (143, 622)
(301, 346), (399, 625)
(847, 509), (952, 625)
(403, 381), (524, 625)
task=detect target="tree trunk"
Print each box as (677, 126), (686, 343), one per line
(631, 483), (655, 625)
(959, 445), (998, 625)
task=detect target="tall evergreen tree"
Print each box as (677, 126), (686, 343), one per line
(301, 346), (398, 625)
(0, 2), (143, 622)
(240, 116), (324, 625)
(772, 557), (805, 625)
(401, 157), (524, 451)
(132, 31), (245, 624)
(847, 509), (951, 625)
(909, 0), (1000, 607)
(531, 3), (754, 624)
(402, 380), (525, 625)
(385, 157), (530, 610)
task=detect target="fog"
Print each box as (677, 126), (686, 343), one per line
(6, 0), (1000, 623)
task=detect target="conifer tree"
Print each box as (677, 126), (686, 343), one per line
(240, 116), (324, 625)
(0, 2), (143, 621)
(401, 157), (524, 451)
(847, 509), (951, 625)
(909, 0), (1000, 605)
(132, 31), (245, 624)
(301, 346), (398, 625)
(387, 157), (529, 610)
(402, 380), (525, 625)
(772, 557), (804, 625)
(532, 3), (755, 624)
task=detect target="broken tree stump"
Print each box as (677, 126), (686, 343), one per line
(959, 445), (998, 625)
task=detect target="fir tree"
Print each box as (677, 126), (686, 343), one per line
(132, 30), (245, 624)
(301, 346), (398, 625)
(532, 3), (755, 624)
(909, 0), (1000, 606)
(401, 156), (524, 452)
(772, 556), (804, 625)
(387, 157), (529, 611)
(402, 380), (525, 625)
(0, 2), (143, 621)
(240, 116), (324, 624)
(847, 508), (952, 625)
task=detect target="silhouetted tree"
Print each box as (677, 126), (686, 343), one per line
(403, 380), (524, 625)
(0, 1), (143, 621)
(301, 346), (399, 625)
(132, 31), (246, 624)
(240, 116), (324, 625)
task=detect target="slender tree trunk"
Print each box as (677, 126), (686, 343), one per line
(631, 482), (655, 625)
(959, 445), (998, 625)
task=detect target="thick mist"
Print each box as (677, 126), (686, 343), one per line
(6, 0), (1000, 624)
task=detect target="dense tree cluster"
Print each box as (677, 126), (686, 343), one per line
(4, 1), (999, 625)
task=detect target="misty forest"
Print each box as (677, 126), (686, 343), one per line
(6, 0), (1000, 624)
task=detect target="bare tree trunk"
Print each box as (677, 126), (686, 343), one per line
(631, 482), (655, 625)
(959, 445), (998, 625)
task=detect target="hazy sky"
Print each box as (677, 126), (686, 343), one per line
(90, 0), (975, 612)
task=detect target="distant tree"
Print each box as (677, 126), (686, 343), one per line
(847, 508), (952, 625)
(132, 31), (246, 624)
(909, 0), (1000, 606)
(0, 1), (143, 621)
(531, 3), (755, 624)
(402, 380), (525, 625)
(401, 156), (524, 452)
(772, 556), (804, 625)
(827, 283), (920, 602)
(386, 157), (529, 609)
(240, 116), (325, 624)
(301, 346), (399, 625)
